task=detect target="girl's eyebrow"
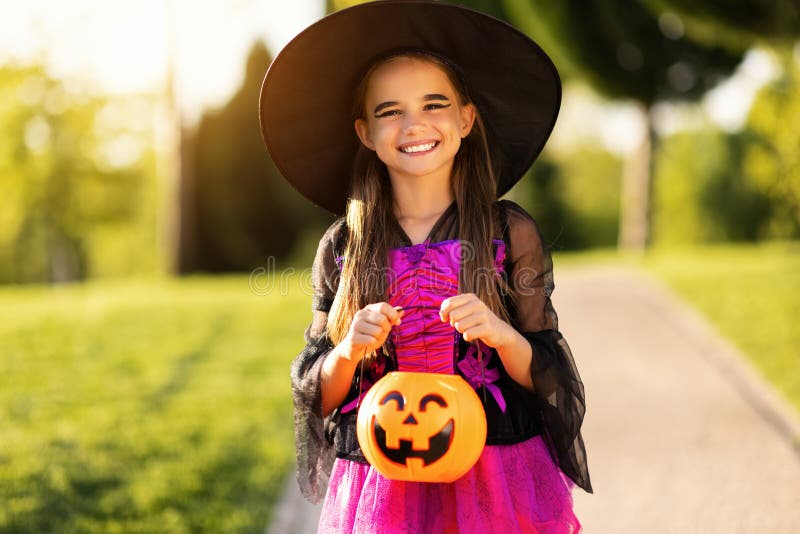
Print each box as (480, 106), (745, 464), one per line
(374, 101), (399, 114)
(423, 93), (449, 101)
(373, 94), (451, 115)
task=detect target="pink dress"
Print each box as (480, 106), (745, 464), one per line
(292, 200), (591, 533)
(317, 237), (581, 533)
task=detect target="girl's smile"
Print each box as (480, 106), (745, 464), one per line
(398, 140), (439, 155)
(355, 57), (475, 183)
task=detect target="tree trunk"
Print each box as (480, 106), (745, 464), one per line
(159, 0), (184, 275)
(177, 123), (196, 273)
(618, 104), (656, 250)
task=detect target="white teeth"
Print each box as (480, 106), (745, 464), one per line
(400, 142), (437, 153)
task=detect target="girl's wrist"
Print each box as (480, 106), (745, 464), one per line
(494, 322), (531, 360)
(322, 342), (361, 385)
(492, 320), (518, 351)
(493, 323), (535, 391)
(331, 338), (363, 365)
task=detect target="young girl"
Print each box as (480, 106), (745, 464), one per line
(260, 2), (592, 532)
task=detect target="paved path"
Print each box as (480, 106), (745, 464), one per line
(268, 267), (800, 533)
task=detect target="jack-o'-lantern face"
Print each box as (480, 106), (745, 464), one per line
(374, 390), (453, 467)
(356, 372), (487, 482)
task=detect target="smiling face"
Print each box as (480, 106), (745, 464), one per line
(354, 56), (476, 184)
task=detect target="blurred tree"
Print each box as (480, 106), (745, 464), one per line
(486, 0), (745, 250)
(507, 146), (622, 249)
(505, 157), (576, 249)
(652, 127), (773, 244)
(644, 0), (799, 45)
(189, 42), (331, 272)
(642, 1), (799, 239)
(331, 0), (508, 18)
(741, 53), (800, 238)
(0, 64), (159, 284)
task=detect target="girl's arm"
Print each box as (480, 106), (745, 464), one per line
(320, 343), (361, 417)
(290, 218), (344, 503)
(320, 303), (403, 416)
(493, 323), (534, 391)
(499, 199), (593, 493)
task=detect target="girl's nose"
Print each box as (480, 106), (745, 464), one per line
(402, 112), (426, 135)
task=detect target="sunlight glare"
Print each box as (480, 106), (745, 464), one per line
(0, 0), (323, 122)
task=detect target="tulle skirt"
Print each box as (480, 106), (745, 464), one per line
(318, 435), (581, 533)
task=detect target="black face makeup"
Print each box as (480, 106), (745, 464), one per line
(373, 94), (452, 118)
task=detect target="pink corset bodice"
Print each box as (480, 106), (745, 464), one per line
(386, 239), (506, 374)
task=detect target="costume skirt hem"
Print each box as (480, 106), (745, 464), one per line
(318, 434), (581, 533)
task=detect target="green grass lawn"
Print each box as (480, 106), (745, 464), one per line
(0, 275), (309, 533)
(557, 240), (800, 415)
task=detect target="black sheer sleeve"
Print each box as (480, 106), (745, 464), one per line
(290, 218), (345, 503)
(500, 199), (593, 494)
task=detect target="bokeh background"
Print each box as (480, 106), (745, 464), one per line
(1, 0), (797, 532)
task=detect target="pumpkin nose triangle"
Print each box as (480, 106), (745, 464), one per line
(403, 414), (418, 425)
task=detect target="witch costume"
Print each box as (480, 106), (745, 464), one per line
(259, 1), (592, 532)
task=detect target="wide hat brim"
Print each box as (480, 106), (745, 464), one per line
(259, 0), (561, 216)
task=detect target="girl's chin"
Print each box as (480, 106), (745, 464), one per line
(387, 164), (452, 180)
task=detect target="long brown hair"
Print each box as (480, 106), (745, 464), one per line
(327, 51), (513, 353)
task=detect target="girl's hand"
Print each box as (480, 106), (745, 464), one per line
(439, 293), (513, 348)
(341, 302), (404, 362)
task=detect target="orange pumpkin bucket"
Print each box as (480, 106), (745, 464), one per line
(356, 371), (487, 482)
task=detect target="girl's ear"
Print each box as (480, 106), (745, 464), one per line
(460, 103), (476, 138)
(354, 119), (376, 151)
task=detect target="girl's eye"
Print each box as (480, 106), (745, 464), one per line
(375, 109), (401, 118)
(424, 103), (448, 110)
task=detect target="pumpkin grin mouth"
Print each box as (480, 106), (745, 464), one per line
(373, 419), (454, 466)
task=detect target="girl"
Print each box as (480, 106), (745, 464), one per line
(260, 2), (592, 532)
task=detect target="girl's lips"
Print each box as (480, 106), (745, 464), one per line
(397, 140), (440, 155)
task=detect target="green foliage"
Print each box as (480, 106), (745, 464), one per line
(506, 146), (621, 250)
(467, 0), (749, 249)
(652, 127), (773, 244)
(653, 53), (800, 245)
(742, 53), (800, 238)
(190, 43), (332, 272)
(0, 275), (307, 532)
(496, 0), (743, 105)
(644, 0), (800, 44)
(0, 64), (159, 284)
(330, 0), (362, 10)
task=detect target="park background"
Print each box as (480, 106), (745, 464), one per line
(1, 0), (797, 532)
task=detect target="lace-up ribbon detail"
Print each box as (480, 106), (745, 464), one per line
(458, 340), (507, 413)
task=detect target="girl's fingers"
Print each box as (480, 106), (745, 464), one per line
(448, 303), (486, 328)
(451, 314), (483, 333)
(365, 302), (404, 325)
(392, 305), (404, 325)
(442, 298), (486, 326)
(380, 302), (403, 325)
(349, 303), (404, 354)
(462, 325), (490, 343)
(355, 321), (384, 338)
(439, 293), (478, 322)
(361, 310), (391, 331)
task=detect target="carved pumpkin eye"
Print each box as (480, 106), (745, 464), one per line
(419, 394), (447, 412)
(380, 390), (405, 410)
